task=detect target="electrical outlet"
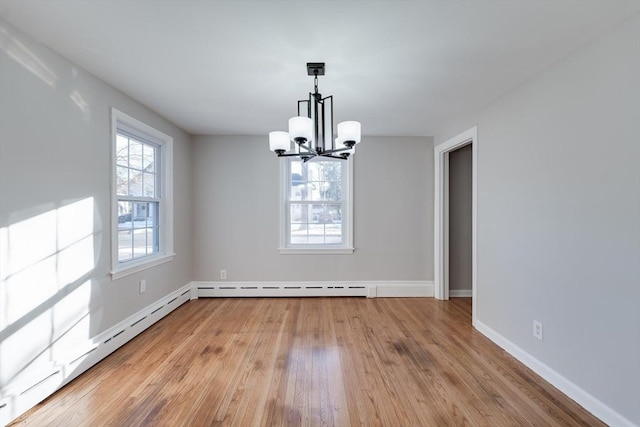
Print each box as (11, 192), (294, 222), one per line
(220, 270), (227, 280)
(139, 279), (146, 294)
(533, 320), (543, 340)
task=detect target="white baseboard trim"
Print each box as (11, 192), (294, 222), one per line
(193, 280), (434, 298)
(449, 289), (472, 297)
(374, 281), (434, 297)
(475, 320), (636, 427)
(0, 284), (192, 427)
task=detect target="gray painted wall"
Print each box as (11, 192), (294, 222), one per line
(0, 19), (193, 389)
(448, 144), (472, 292)
(192, 135), (433, 282)
(436, 14), (640, 424)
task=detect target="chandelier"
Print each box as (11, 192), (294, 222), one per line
(269, 62), (361, 161)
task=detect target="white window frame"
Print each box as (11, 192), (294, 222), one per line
(110, 108), (174, 279)
(279, 157), (354, 254)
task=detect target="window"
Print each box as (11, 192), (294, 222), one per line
(280, 157), (353, 254)
(111, 108), (173, 279)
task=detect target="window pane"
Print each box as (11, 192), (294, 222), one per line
(299, 160), (342, 202)
(116, 135), (129, 166)
(116, 166), (129, 196)
(142, 144), (155, 172)
(305, 182), (320, 201)
(325, 223), (342, 244)
(143, 172), (155, 197)
(290, 204), (303, 223)
(154, 226), (160, 252)
(290, 161), (306, 201)
(132, 227), (148, 258)
(117, 201), (133, 230)
(290, 183), (305, 201)
(131, 202), (152, 226)
(305, 162), (317, 181)
(290, 222), (308, 244)
(319, 181), (341, 201)
(148, 202), (158, 228)
(321, 160), (342, 180)
(308, 204), (341, 224)
(129, 140), (143, 170)
(310, 205), (324, 224)
(291, 171), (304, 186)
(129, 170), (143, 196)
(326, 204), (341, 223)
(127, 202), (159, 258)
(145, 228), (158, 254)
(308, 224), (325, 244)
(118, 230), (133, 262)
(290, 233), (307, 245)
(291, 160), (302, 177)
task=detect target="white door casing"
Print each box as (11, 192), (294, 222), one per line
(434, 126), (478, 326)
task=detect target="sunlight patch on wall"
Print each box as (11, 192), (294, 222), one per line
(0, 25), (58, 88)
(0, 198), (95, 389)
(69, 90), (91, 122)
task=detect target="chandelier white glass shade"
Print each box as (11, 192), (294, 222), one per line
(289, 116), (314, 142)
(337, 121), (361, 144)
(269, 63), (361, 161)
(268, 131), (290, 152)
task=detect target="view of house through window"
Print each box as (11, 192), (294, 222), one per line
(287, 158), (347, 246)
(116, 133), (160, 262)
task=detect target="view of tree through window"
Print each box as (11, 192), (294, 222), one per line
(288, 159), (344, 245)
(116, 133), (159, 262)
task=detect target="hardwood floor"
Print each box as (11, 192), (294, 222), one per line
(10, 298), (603, 426)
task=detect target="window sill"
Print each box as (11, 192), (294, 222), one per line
(278, 247), (354, 255)
(111, 253), (175, 280)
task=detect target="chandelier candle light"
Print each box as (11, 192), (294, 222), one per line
(269, 63), (361, 161)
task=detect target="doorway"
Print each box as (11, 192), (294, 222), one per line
(449, 144), (472, 297)
(434, 127), (477, 326)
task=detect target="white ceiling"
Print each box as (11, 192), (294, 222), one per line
(1, 1), (638, 137)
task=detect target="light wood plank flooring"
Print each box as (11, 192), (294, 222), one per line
(10, 297), (603, 426)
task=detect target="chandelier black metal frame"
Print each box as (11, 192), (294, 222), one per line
(269, 63), (361, 162)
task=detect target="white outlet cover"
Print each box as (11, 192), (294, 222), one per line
(533, 320), (543, 340)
